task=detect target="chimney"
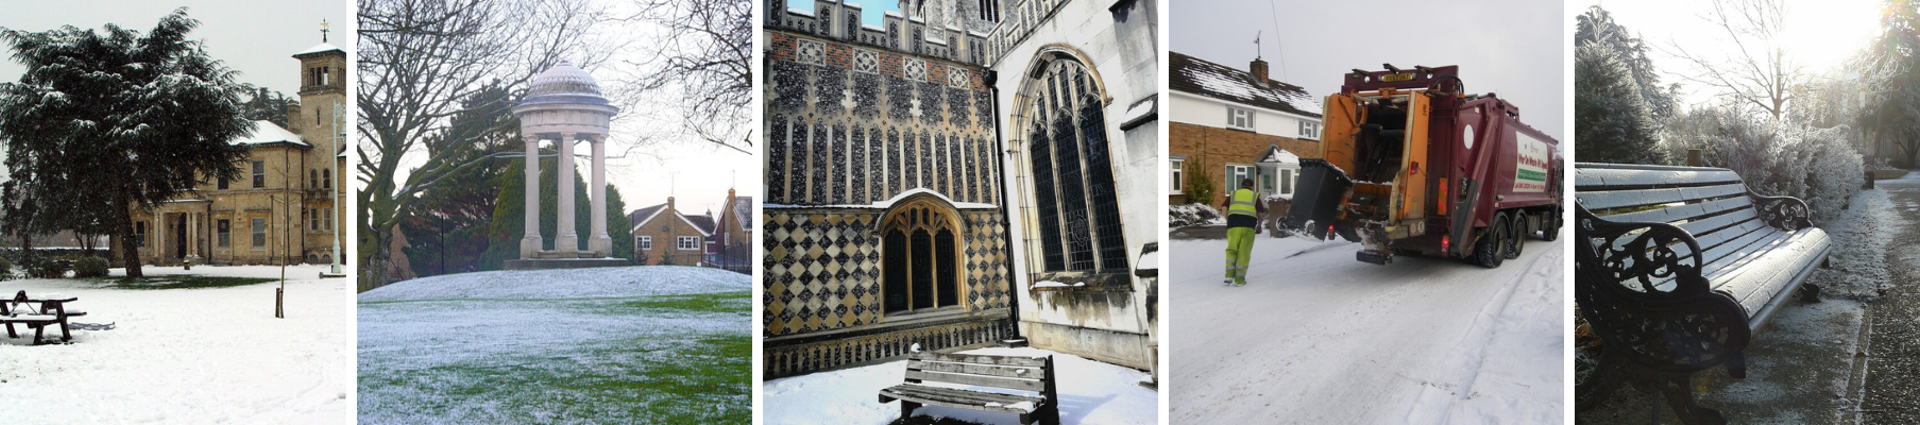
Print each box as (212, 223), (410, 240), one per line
(285, 101), (303, 135)
(1249, 58), (1270, 85)
(667, 196), (676, 213)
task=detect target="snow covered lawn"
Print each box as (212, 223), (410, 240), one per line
(763, 346), (1158, 425)
(358, 266), (750, 424)
(1170, 231), (1565, 424)
(0, 264), (352, 424)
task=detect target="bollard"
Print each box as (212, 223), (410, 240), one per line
(275, 287), (284, 319)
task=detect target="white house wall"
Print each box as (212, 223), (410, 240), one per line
(1169, 90), (1321, 140)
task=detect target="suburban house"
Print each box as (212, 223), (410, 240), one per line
(1168, 50), (1321, 206)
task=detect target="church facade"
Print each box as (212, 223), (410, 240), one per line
(122, 43), (348, 266)
(763, 0), (1159, 378)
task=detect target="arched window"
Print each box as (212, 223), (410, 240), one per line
(322, 169), (331, 189)
(1020, 55), (1127, 273)
(881, 198), (961, 313)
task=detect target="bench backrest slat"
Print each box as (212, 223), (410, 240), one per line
(904, 352), (1053, 393)
(1575, 164), (1744, 189)
(1578, 182), (1747, 212)
(904, 369), (1047, 392)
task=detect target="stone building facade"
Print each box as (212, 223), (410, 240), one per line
(123, 43), (347, 266)
(764, 0), (1159, 378)
(1168, 51), (1321, 206)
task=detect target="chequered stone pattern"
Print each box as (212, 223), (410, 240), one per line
(764, 32), (997, 207)
(764, 318), (1016, 379)
(762, 209), (1012, 338)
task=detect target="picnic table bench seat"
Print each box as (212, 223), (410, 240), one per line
(1574, 163), (1832, 425)
(3, 291), (85, 344)
(878, 351), (1060, 425)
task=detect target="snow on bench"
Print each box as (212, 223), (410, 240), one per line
(1574, 163), (1832, 425)
(878, 351), (1060, 425)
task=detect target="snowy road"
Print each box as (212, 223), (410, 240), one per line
(1169, 229), (1565, 424)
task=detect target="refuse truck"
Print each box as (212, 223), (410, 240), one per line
(1284, 65), (1562, 267)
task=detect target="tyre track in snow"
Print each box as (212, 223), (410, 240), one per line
(1169, 232), (1563, 424)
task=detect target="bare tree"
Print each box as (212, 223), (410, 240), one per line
(356, 0), (616, 288)
(617, 0), (754, 154)
(1666, 0), (1806, 121)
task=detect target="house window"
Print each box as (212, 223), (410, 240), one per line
(134, 222), (147, 248)
(1280, 169), (1295, 195)
(251, 218), (266, 248)
(1227, 107), (1254, 130)
(882, 200), (960, 313)
(1171, 158), (1185, 195)
(323, 209), (332, 231)
(1225, 165), (1253, 194)
(1024, 58), (1128, 273)
(677, 236), (699, 250)
(638, 236), (652, 251)
(252, 161), (266, 188)
(217, 219), (230, 248)
(1260, 168), (1276, 193)
(1299, 121), (1320, 139)
(217, 176), (229, 190)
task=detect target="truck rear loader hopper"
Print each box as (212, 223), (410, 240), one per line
(1284, 64), (1562, 267)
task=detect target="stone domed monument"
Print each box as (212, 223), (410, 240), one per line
(505, 62), (629, 269)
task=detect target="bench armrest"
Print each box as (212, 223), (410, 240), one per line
(1575, 204), (1752, 376)
(1749, 191), (1813, 231)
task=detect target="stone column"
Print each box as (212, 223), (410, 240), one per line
(520, 132), (543, 258)
(555, 133), (579, 254)
(588, 134), (611, 257)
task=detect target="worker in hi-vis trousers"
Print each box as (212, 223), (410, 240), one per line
(1222, 178), (1265, 286)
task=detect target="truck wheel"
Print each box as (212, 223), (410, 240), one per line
(1539, 209), (1560, 241)
(1504, 212), (1525, 259)
(1473, 213), (1509, 268)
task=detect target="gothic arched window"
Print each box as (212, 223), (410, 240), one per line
(1021, 56), (1127, 273)
(882, 198), (961, 313)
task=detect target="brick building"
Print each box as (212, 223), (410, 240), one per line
(1169, 51), (1322, 206)
(763, 0), (1160, 378)
(122, 42), (347, 266)
(628, 197), (713, 266)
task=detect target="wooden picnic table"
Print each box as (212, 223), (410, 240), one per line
(2, 291), (86, 344)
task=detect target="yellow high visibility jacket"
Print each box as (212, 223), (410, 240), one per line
(1227, 188), (1258, 217)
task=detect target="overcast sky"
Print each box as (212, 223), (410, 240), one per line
(1172, 0), (1565, 142)
(0, 1), (346, 95)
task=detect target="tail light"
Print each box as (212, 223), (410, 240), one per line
(1441, 235), (1450, 253)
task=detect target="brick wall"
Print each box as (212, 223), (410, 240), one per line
(1169, 121), (1321, 206)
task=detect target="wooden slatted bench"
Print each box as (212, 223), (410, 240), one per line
(878, 351), (1060, 425)
(1573, 163), (1832, 425)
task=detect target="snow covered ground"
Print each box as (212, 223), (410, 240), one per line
(763, 346), (1159, 425)
(359, 266), (750, 424)
(0, 264), (352, 424)
(1170, 230), (1565, 424)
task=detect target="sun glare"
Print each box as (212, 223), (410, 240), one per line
(1779, 0), (1883, 73)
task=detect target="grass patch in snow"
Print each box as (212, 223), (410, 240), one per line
(611, 290), (751, 314)
(90, 275), (278, 290)
(360, 331), (749, 424)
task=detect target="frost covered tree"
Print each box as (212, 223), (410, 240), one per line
(1575, 42), (1665, 164)
(1668, 0), (1806, 121)
(1576, 5), (1680, 123)
(0, 8), (253, 278)
(1858, 0), (1920, 168)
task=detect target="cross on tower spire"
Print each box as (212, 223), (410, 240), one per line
(321, 19), (330, 43)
